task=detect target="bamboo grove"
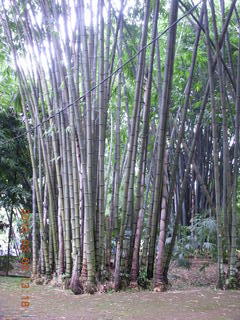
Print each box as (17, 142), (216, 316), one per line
(0, 0), (239, 292)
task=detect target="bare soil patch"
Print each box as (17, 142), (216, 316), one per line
(168, 258), (228, 289)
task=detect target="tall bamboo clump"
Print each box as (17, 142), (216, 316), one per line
(0, 0), (239, 293)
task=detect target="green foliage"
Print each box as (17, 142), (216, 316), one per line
(225, 276), (238, 289)
(0, 255), (15, 272)
(190, 215), (217, 251)
(174, 215), (217, 267)
(0, 108), (31, 209)
(137, 268), (151, 289)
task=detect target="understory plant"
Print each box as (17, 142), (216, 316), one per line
(173, 215), (217, 268)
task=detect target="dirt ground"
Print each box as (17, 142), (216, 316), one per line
(0, 276), (240, 320)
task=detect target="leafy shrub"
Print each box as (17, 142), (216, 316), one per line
(173, 215), (217, 266)
(137, 269), (151, 289)
(190, 215), (217, 258)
